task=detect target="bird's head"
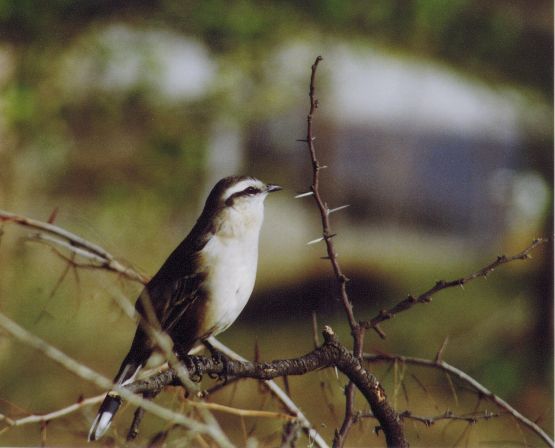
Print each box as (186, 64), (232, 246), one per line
(203, 176), (282, 236)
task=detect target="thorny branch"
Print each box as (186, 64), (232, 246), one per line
(0, 212), (551, 446)
(126, 326), (406, 448)
(0, 57), (550, 447)
(302, 56), (358, 337)
(365, 353), (554, 447)
(359, 409), (500, 426)
(0, 209), (329, 448)
(0, 312), (235, 448)
(299, 55), (377, 448)
(363, 238), (548, 338)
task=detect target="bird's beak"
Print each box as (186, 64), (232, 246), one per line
(266, 184), (283, 193)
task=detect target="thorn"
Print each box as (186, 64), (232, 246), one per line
(327, 205), (350, 215)
(434, 336), (449, 363)
(296, 138), (309, 142)
(307, 237), (324, 245)
(294, 191), (314, 199)
(47, 207), (59, 224)
(311, 311), (320, 348)
(373, 324), (387, 339)
(254, 337), (260, 363)
(320, 255), (332, 260)
(379, 309), (393, 320)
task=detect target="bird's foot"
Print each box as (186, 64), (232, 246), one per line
(203, 341), (231, 383)
(181, 355), (205, 382)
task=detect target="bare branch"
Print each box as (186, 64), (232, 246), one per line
(364, 353), (554, 447)
(0, 394), (103, 431)
(0, 209), (147, 284)
(186, 400), (297, 421)
(0, 311), (234, 448)
(399, 410), (499, 426)
(207, 338), (330, 448)
(301, 55), (379, 448)
(359, 409), (500, 426)
(363, 238), (548, 336)
(128, 327), (407, 448)
(302, 56), (358, 335)
(0, 210), (329, 447)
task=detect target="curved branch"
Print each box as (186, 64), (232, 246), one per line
(127, 327), (408, 448)
(0, 208), (328, 447)
(0, 394), (103, 431)
(207, 338), (331, 448)
(0, 311), (233, 447)
(0, 209), (148, 284)
(364, 353), (554, 447)
(363, 238), (548, 338)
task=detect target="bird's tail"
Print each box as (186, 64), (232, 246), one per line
(88, 360), (142, 442)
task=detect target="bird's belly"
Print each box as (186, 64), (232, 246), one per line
(198, 236), (258, 338)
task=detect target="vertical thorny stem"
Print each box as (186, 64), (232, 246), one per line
(303, 56), (403, 447)
(306, 56), (358, 334)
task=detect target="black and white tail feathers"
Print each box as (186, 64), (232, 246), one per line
(88, 357), (143, 441)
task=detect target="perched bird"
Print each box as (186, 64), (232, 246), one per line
(88, 175), (281, 441)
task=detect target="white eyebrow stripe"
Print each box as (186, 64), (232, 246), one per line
(222, 179), (264, 201)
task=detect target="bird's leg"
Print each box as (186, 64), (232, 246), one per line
(203, 340), (230, 383)
(174, 346), (204, 382)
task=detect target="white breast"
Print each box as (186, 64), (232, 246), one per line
(197, 204), (264, 338)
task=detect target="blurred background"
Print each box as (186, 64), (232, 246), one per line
(0, 1), (552, 446)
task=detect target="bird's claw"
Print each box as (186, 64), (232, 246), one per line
(182, 355), (204, 382)
(204, 345), (230, 383)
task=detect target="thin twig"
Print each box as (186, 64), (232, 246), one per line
(186, 400), (297, 421)
(359, 409), (500, 426)
(0, 209), (329, 447)
(208, 338), (330, 448)
(301, 55), (378, 448)
(0, 209), (147, 284)
(303, 56), (358, 334)
(364, 353), (554, 447)
(363, 238), (548, 337)
(0, 394), (103, 431)
(0, 311), (234, 448)
(128, 327), (406, 448)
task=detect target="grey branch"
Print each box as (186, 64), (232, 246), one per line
(0, 209), (328, 448)
(126, 326), (408, 448)
(0, 209), (147, 284)
(365, 353), (554, 447)
(363, 238), (548, 338)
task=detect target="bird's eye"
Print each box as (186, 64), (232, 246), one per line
(244, 187), (258, 195)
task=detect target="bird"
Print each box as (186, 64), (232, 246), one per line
(88, 175), (282, 441)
